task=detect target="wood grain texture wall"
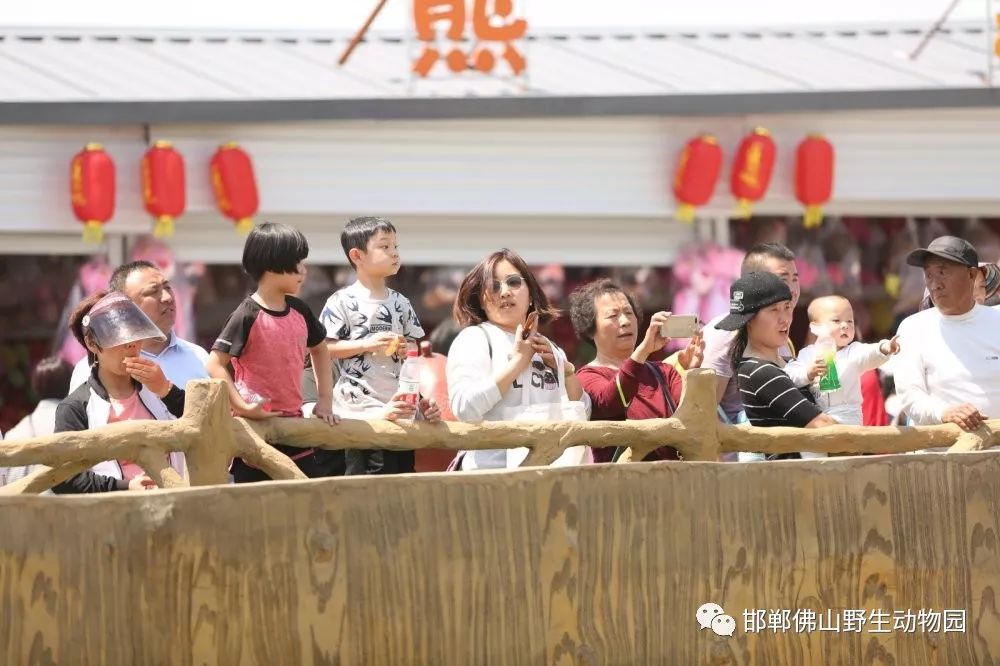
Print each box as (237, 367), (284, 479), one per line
(2, 451), (998, 665)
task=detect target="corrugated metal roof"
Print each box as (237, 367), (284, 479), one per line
(0, 21), (997, 122)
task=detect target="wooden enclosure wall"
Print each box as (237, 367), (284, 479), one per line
(2, 451), (998, 665)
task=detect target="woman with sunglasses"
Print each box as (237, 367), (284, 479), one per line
(446, 248), (589, 470)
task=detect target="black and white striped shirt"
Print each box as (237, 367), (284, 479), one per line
(737, 358), (821, 428)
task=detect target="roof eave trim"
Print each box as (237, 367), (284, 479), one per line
(1, 88), (998, 125)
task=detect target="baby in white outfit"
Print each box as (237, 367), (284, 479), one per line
(785, 295), (900, 426)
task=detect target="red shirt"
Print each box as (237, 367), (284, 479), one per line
(860, 369), (889, 427)
(577, 357), (683, 462)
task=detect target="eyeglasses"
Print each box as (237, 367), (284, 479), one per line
(490, 275), (525, 294)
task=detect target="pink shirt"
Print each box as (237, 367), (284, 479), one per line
(108, 390), (154, 480)
(213, 296), (326, 417)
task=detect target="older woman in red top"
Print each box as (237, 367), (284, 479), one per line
(570, 279), (704, 462)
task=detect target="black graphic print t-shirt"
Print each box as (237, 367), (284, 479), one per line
(320, 281), (425, 416)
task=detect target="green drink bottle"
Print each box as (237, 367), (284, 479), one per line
(818, 349), (842, 392)
(811, 323), (842, 393)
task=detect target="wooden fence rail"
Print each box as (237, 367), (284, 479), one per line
(3, 370), (1000, 663)
(3, 448), (1000, 664)
(0, 369), (997, 495)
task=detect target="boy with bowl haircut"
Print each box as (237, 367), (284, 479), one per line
(322, 216), (440, 476)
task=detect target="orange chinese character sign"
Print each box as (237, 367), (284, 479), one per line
(337, 0), (527, 76)
(412, 0), (527, 77)
(995, 12), (1000, 57)
(412, 0), (467, 75)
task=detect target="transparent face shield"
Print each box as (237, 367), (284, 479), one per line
(82, 292), (166, 349)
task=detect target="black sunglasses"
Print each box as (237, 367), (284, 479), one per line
(489, 275), (525, 294)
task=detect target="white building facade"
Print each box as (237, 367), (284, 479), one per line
(1, 22), (999, 266)
(3, 107), (1000, 266)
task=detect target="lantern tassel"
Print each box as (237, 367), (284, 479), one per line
(803, 205), (824, 228)
(734, 199), (754, 220)
(154, 215), (175, 239)
(675, 203), (696, 224)
(235, 218), (254, 235)
(884, 273), (901, 299)
(82, 220), (104, 244)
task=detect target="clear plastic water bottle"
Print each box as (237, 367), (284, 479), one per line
(236, 380), (271, 411)
(396, 345), (421, 423)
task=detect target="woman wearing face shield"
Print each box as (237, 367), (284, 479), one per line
(52, 291), (187, 493)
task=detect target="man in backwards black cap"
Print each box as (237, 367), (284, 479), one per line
(893, 236), (1000, 433)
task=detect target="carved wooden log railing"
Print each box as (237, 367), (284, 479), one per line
(0, 369), (997, 495)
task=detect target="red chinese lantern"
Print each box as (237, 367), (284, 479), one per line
(70, 143), (115, 243)
(210, 142), (259, 234)
(672, 134), (723, 223)
(730, 127), (776, 219)
(141, 140), (186, 238)
(795, 135), (835, 229)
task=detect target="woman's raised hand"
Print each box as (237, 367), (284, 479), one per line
(677, 331), (705, 370)
(529, 334), (558, 370)
(124, 357), (171, 397)
(510, 323), (536, 371)
(635, 311), (673, 360)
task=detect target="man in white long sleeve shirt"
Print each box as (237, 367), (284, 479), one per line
(894, 236), (1000, 431)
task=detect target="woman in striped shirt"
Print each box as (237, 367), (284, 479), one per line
(715, 272), (835, 460)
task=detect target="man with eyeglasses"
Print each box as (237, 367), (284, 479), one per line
(68, 260), (209, 393)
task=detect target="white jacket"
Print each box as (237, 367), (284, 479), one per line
(52, 370), (186, 493)
(446, 322), (591, 469)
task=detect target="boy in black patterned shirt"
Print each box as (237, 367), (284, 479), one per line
(321, 217), (441, 475)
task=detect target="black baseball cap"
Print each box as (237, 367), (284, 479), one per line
(715, 272), (793, 331)
(906, 236), (978, 269)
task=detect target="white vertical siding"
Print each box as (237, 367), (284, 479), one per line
(163, 213), (691, 266)
(1, 108), (999, 258)
(0, 125), (150, 235)
(153, 110), (1000, 222)
(751, 110), (1000, 208)
(153, 118), (675, 217)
